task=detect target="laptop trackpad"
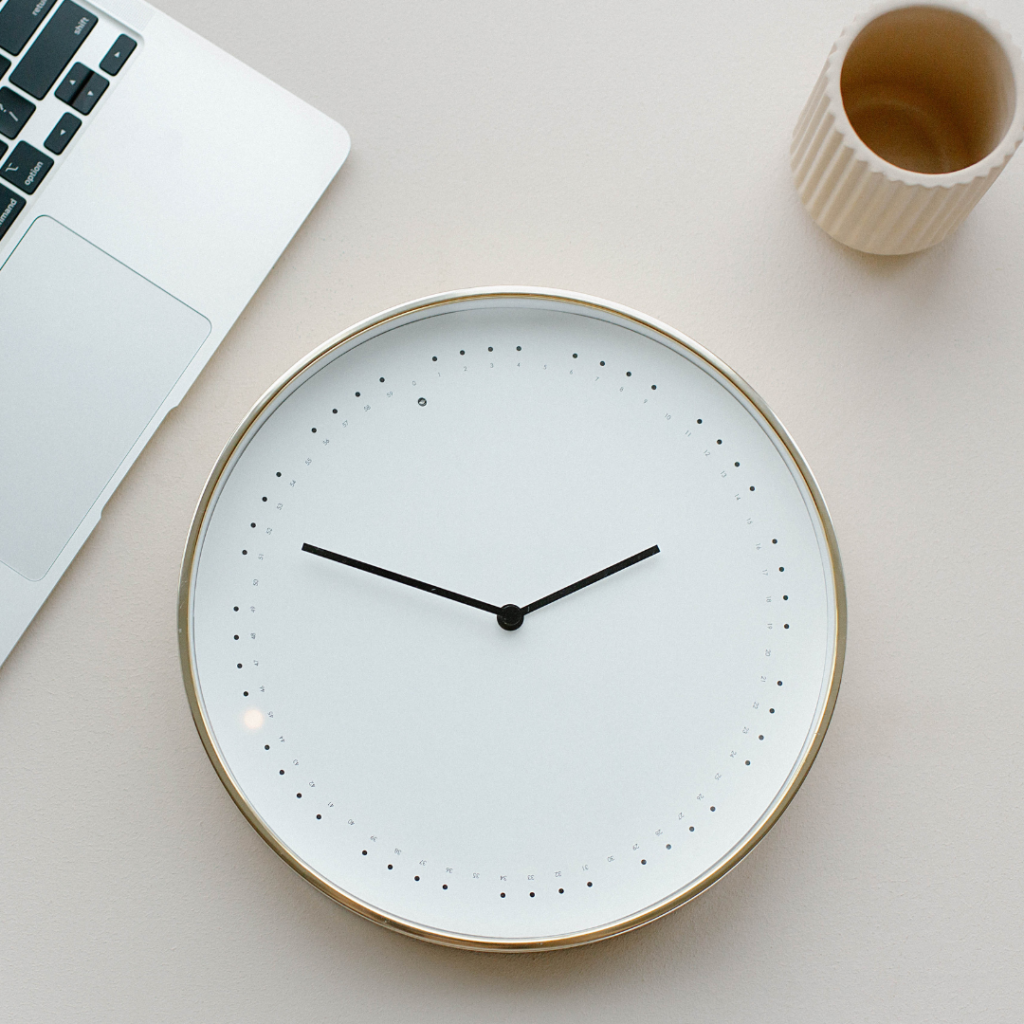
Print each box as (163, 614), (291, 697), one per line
(0, 217), (211, 581)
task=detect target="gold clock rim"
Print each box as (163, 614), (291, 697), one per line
(177, 287), (847, 953)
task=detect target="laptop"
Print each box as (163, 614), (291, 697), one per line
(0, 0), (350, 666)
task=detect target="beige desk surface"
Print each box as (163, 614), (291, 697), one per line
(2, 1), (1023, 1020)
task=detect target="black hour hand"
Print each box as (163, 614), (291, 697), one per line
(494, 545), (661, 631)
(519, 545), (660, 621)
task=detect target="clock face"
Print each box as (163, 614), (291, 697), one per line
(179, 290), (845, 951)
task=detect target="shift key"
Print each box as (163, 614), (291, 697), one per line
(9, 2), (97, 100)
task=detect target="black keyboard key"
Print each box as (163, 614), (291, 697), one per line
(71, 70), (105, 113)
(0, 55), (11, 78)
(55, 60), (88, 103)
(9, 2), (96, 100)
(43, 110), (79, 153)
(2, 140), (53, 193)
(0, 141), (6, 160)
(0, 182), (25, 241)
(0, 86), (34, 139)
(0, 0), (57, 57)
(99, 33), (135, 75)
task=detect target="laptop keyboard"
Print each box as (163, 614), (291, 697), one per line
(0, 0), (136, 243)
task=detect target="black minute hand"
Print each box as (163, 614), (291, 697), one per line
(301, 543), (502, 616)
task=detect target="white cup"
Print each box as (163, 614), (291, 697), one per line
(792, 2), (1024, 254)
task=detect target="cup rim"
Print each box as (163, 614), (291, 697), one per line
(823, 0), (1024, 186)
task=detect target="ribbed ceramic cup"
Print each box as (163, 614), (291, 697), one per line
(792, 2), (1024, 255)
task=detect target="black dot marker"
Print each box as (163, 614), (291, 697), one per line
(443, 884), (448, 890)
(641, 859), (647, 865)
(379, 377), (385, 383)
(276, 472), (282, 477)
(316, 814), (322, 820)
(296, 793), (302, 798)
(355, 392), (360, 397)
(651, 384), (657, 390)
(332, 408), (337, 414)
(432, 356), (437, 361)
(418, 397), (427, 406)
(488, 347), (494, 353)
(279, 769), (284, 775)
(311, 428), (316, 433)
(264, 744), (270, 750)
(500, 892), (505, 898)
(600, 360), (605, 366)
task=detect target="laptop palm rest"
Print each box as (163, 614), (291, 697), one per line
(0, 216), (211, 581)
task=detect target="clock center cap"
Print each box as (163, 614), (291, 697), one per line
(497, 604), (524, 631)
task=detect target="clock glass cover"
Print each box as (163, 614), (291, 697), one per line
(179, 290), (845, 951)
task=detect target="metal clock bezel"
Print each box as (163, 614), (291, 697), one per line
(177, 287), (847, 952)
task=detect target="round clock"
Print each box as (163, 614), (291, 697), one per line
(178, 289), (846, 951)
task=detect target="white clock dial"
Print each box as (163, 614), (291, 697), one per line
(179, 290), (845, 951)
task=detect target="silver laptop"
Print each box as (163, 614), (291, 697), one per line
(0, 0), (350, 665)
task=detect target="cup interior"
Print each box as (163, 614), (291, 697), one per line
(840, 5), (1017, 173)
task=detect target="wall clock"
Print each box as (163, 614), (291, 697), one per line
(178, 289), (846, 951)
